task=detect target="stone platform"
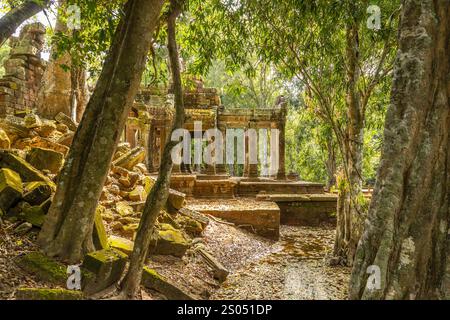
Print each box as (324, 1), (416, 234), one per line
(169, 174), (326, 199)
(237, 179), (325, 197)
(169, 175), (338, 240)
(186, 198), (280, 239)
(256, 194), (337, 226)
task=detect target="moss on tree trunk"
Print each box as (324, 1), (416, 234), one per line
(37, 0), (165, 264)
(120, 0), (185, 298)
(350, 0), (449, 299)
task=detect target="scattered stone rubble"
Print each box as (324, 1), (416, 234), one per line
(0, 109), (220, 300)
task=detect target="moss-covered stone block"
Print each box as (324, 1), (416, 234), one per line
(129, 185), (145, 201)
(93, 206), (108, 250)
(176, 215), (205, 237)
(108, 235), (134, 256)
(23, 181), (52, 205)
(0, 150), (56, 189)
(167, 189), (186, 210)
(15, 252), (67, 285)
(115, 201), (134, 216)
(143, 176), (155, 194)
(0, 128), (11, 149)
(0, 168), (23, 213)
(16, 288), (84, 300)
(19, 205), (45, 227)
(150, 223), (191, 257)
(82, 249), (127, 294)
(121, 223), (139, 237)
(26, 147), (64, 174)
(141, 267), (194, 300)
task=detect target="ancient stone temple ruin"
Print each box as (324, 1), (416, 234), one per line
(123, 81), (338, 239)
(0, 23), (337, 241)
(0, 23), (46, 117)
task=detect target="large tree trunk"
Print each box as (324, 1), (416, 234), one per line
(350, 0), (449, 299)
(0, 0), (49, 46)
(37, 0), (165, 264)
(333, 21), (365, 265)
(120, 1), (185, 298)
(325, 135), (337, 190)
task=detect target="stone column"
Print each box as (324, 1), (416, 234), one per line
(277, 104), (287, 180)
(146, 120), (155, 172)
(216, 127), (228, 174)
(246, 123), (259, 178)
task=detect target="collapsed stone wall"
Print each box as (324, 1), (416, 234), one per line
(0, 23), (46, 117)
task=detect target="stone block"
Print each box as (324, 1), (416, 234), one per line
(112, 146), (145, 170)
(26, 147), (64, 174)
(93, 206), (108, 250)
(108, 235), (134, 256)
(15, 252), (67, 285)
(0, 168), (23, 213)
(0, 128), (11, 149)
(128, 185), (146, 202)
(82, 249), (127, 294)
(28, 136), (69, 156)
(55, 112), (77, 131)
(167, 189), (186, 210)
(141, 267), (194, 300)
(16, 288), (84, 300)
(19, 205), (45, 227)
(23, 181), (52, 205)
(0, 150), (56, 188)
(150, 223), (191, 257)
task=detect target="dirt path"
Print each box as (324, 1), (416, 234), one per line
(211, 224), (351, 300)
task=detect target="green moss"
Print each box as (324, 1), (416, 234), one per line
(108, 235), (134, 256)
(0, 168), (23, 192)
(26, 147), (64, 174)
(23, 181), (52, 205)
(143, 176), (155, 194)
(159, 229), (188, 245)
(158, 223), (189, 245)
(150, 224), (191, 257)
(16, 252), (67, 285)
(81, 249), (127, 294)
(141, 266), (194, 300)
(93, 206), (108, 250)
(83, 249), (127, 272)
(143, 266), (166, 282)
(0, 150), (56, 189)
(19, 206), (45, 227)
(115, 201), (134, 216)
(0, 168), (23, 212)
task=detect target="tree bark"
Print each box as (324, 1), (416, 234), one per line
(333, 20), (365, 265)
(325, 135), (337, 190)
(350, 0), (449, 299)
(71, 64), (89, 122)
(0, 0), (50, 46)
(120, 0), (185, 298)
(37, 0), (165, 264)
